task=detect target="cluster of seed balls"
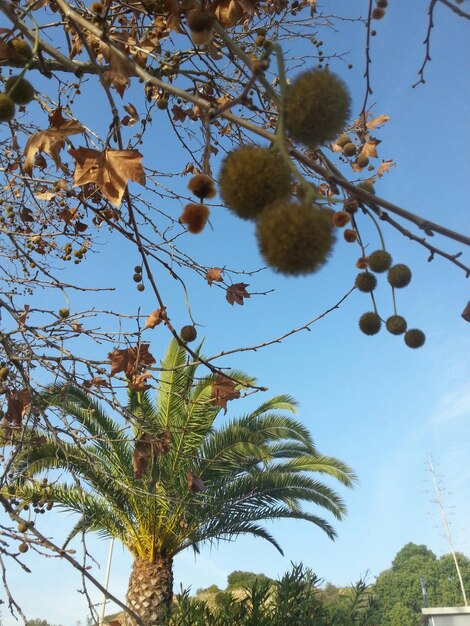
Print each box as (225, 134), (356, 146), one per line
(0, 40), (35, 122)
(354, 250), (425, 348)
(6, 479), (53, 554)
(217, 69), (352, 276)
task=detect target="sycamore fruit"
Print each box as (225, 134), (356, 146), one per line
(0, 94), (15, 122)
(6, 76), (35, 105)
(332, 210), (350, 227)
(386, 315), (407, 335)
(219, 146), (291, 220)
(359, 312), (381, 335)
(10, 38), (33, 61)
(357, 180), (375, 194)
(180, 203), (209, 234)
(256, 201), (335, 276)
(355, 272), (377, 293)
(180, 325), (197, 342)
(336, 133), (351, 148)
(284, 70), (351, 147)
(186, 10), (215, 46)
(187, 173), (216, 200)
(59, 308), (70, 319)
(18, 542), (29, 553)
(367, 249), (392, 273)
(342, 142), (357, 157)
(388, 264), (412, 288)
(404, 328), (425, 349)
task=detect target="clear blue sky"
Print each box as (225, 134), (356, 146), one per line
(3, 1), (470, 624)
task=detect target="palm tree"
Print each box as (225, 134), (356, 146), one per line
(11, 340), (356, 626)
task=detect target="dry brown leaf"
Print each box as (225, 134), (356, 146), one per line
(128, 371), (153, 392)
(133, 434), (152, 479)
(206, 267), (223, 286)
(18, 305), (30, 327)
(172, 105), (188, 123)
(359, 138), (380, 159)
(108, 343), (156, 378)
(211, 373), (240, 413)
(366, 114), (390, 130)
(6, 389), (31, 426)
(24, 120), (83, 177)
(145, 308), (167, 329)
(186, 471), (205, 495)
(154, 430), (171, 455)
(377, 159), (394, 177)
(122, 103), (139, 126)
(226, 283), (250, 306)
(70, 147), (145, 207)
(83, 377), (109, 389)
(72, 320), (84, 332)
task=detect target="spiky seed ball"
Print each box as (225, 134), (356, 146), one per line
(157, 97), (168, 110)
(17, 522), (28, 533)
(342, 142), (357, 157)
(355, 272), (377, 293)
(134, 265), (142, 273)
(180, 325), (197, 342)
(5, 77), (35, 105)
(344, 197), (359, 214)
(359, 312), (381, 335)
(283, 70), (351, 147)
(404, 328), (425, 349)
(0, 94), (15, 122)
(357, 180), (375, 194)
(256, 201), (335, 276)
(332, 210), (350, 227)
(386, 315), (407, 335)
(188, 174), (216, 200)
(133, 273), (141, 282)
(180, 203), (209, 234)
(372, 7), (386, 19)
(344, 229), (358, 243)
(336, 133), (351, 147)
(137, 283), (145, 292)
(186, 10), (215, 45)
(219, 146), (291, 220)
(18, 542), (29, 553)
(367, 249), (392, 273)
(356, 257), (368, 269)
(388, 264), (412, 288)
(90, 1), (104, 13)
(10, 39), (33, 60)
(59, 308), (70, 319)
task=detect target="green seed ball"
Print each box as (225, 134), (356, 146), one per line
(388, 264), (412, 288)
(367, 249), (392, 273)
(355, 271), (377, 293)
(17, 522), (28, 533)
(386, 315), (407, 335)
(10, 39), (33, 60)
(359, 312), (381, 335)
(219, 146), (291, 220)
(256, 201), (335, 276)
(134, 265), (142, 273)
(137, 284), (145, 292)
(356, 155), (369, 168)
(133, 273), (142, 282)
(283, 70), (351, 147)
(18, 542), (29, 553)
(336, 133), (351, 147)
(357, 180), (375, 194)
(0, 94), (15, 122)
(404, 328), (425, 349)
(5, 77), (35, 105)
(342, 142), (357, 157)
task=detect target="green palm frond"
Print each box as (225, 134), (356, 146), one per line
(8, 339), (355, 562)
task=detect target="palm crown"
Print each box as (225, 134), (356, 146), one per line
(11, 340), (356, 625)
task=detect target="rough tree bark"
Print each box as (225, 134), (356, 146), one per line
(125, 556), (174, 626)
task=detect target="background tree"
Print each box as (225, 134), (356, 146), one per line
(8, 340), (356, 625)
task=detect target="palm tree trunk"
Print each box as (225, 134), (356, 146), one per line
(124, 556), (174, 626)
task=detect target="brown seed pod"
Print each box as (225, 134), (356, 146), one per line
(187, 174), (216, 200)
(388, 264), (412, 288)
(344, 229), (358, 243)
(356, 257), (368, 269)
(404, 328), (426, 349)
(180, 203), (210, 234)
(18, 542), (29, 553)
(180, 325), (197, 342)
(284, 70), (351, 147)
(336, 133), (351, 148)
(10, 39), (33, 61)
(372, 7), (386, 19)
(332, 210), (351, 227)
(186, 10), (215, 46)
(355, 271), (377, 293)
(90, 1), (104, 13)
(342, 142), (357, 157)
(359, 312), (381, 335)
(367, 249), (392, 273)
(386, 315), (407, 335)
(59, 308), (70, 319)
(355, 155), (369, 168)
(343, 197), (359, 214)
